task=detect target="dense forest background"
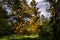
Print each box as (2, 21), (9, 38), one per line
(0, 0), (60, 40)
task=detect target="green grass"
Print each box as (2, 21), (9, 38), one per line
(0, 34), (53, 40)
(0, 34), (39, 40)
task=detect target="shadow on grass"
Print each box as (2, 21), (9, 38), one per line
(9, 38), (38, 40)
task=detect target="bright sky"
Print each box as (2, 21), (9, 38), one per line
(36, 0), (44, 2)
(3, 0), (51, 18)
(27, 0), (44, 4)
(27, 0), (51, 18)
(27, 0), (44, 2)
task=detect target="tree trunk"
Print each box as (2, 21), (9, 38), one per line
(52, 5), (57, 40)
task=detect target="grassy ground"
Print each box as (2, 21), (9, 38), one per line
(0, 34), (39, 40)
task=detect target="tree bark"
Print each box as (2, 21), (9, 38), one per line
(52, 4), (57, 40)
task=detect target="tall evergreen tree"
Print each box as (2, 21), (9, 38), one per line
(27, 0), (41, 34)
(47, 0), (60, 40)
(10, 0), (32, 34)
(0, 4), (10, 35)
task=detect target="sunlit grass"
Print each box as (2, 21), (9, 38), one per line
(0, 34), (39, 40)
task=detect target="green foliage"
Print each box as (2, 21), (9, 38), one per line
(10, 0), (41, 35)
(0, 5), (8, 18)
(39, 16), (53, 40)
(47, 0), (60, 40)
(0, 4), (11, 35)
(0, 0), (58, 40)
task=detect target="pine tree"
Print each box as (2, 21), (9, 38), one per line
(0, 4), (10, 35)
(26, 0), (41, 34)
(10, 0), (32, 34)
(47, 0), (60, 40)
